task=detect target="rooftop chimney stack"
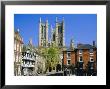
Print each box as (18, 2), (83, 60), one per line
(77, 43), (82, 48)
(93, 41), (95, 47)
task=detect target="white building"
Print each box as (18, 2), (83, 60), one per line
(21, 49), (36, 76)
(21, 39), (36, 76)
(14, 29), (23, 76)
(21, 39), (46, 76)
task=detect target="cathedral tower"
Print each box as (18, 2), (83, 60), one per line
(38, 17), (48, 47)
(55, 17), (65, 47)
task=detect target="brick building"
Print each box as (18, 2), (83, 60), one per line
(63, 41), (97, 72)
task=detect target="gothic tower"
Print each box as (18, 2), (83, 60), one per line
(55, 17), (58, 46)
(38, 17), (48, 47)
(55, 17), (65, 47)
(70, 38), (74, 50)
(29, 38), (32, 45)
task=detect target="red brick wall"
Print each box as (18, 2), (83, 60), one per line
(76, 49), (97, 70)
(93, 49), (97, 70)
(63, 49), (97, 70)
(63, 51), (76, 65)
(83, 49), (89, 69)
(71, 51), (75, 65)
(63, 51), (67, 65)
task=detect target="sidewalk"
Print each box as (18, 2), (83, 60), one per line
(38, 71), (64, 76)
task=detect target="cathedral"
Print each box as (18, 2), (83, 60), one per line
(38, 17), (65, 48)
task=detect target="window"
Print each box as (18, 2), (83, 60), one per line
(14, 40), (16, 50)
(67, 52), (71, 58)
(89, 49), (93, 54)
(67, 60), (71, 65)
(91, 63), (94, 69)
(17, 43), (19, 51)
(91, 59), (94, 61)
(79, 56), (83, 62)
(90, 57), (94, 62)
(79, 49), (83, 54)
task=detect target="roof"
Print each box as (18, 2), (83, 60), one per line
(63, 44), (96, 52)
(76, 44), (96, 50)
(63, 47), (75, 52)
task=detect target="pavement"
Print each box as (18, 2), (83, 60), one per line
(38, 71), (64, 76)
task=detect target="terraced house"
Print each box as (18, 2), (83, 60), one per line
(63, 41), (97, 75)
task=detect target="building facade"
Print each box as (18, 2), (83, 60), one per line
(21, 39), (36, 76)
(51, 17), (65, 47)
(63, 41), (97, 73)
(39, 17), (48, 47)
(14, 29), (23, 76)
(38, 17), (65, 48)
(35, 52), (46, 75)
(76, 42), (97, 70)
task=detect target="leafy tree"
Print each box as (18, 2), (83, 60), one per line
(39, 45), (60, 73)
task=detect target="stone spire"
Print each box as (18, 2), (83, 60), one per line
(70, 38), (74, 50)
(55, 17), (58, 46)
(51, 25), (53, 41)
(39, 17), (41, 47)
(29, 38), (32, 45)
(40, 17), (41, 23)
(46, 19), (48, 47)
(62, 17), (64, 22)
(62, 17), (65, 47)
(56, 17), (58, 22)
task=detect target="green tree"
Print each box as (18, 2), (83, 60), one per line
(40, 46), (60, 73)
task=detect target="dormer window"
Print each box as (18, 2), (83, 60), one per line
(90, 49), (93, 54)
(79, 49), (83, 54)
(67, 52), (71, 58)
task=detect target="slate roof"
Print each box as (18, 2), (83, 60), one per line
(76, 44), (96, 50)
(63, 44), (96, 52)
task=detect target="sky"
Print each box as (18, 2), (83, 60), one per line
(14, 14), (97, 47)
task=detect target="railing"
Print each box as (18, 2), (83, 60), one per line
(22, 56), (35, 61)
(21, 64), (35, 67)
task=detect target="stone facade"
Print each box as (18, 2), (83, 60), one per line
(14, 29), (23, 76)
(21, 43), (36, 76)
(39, 17), (48, 47)
(39, 17), (65, 48)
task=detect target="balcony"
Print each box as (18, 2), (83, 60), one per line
(21, 64), (35, 68)
(22, 56), (35, 61)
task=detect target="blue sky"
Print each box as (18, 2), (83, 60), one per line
(14, 14), (97, 47)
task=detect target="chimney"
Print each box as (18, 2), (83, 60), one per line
(77, 43), (82, 48)
(93, 41), (95, 46)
